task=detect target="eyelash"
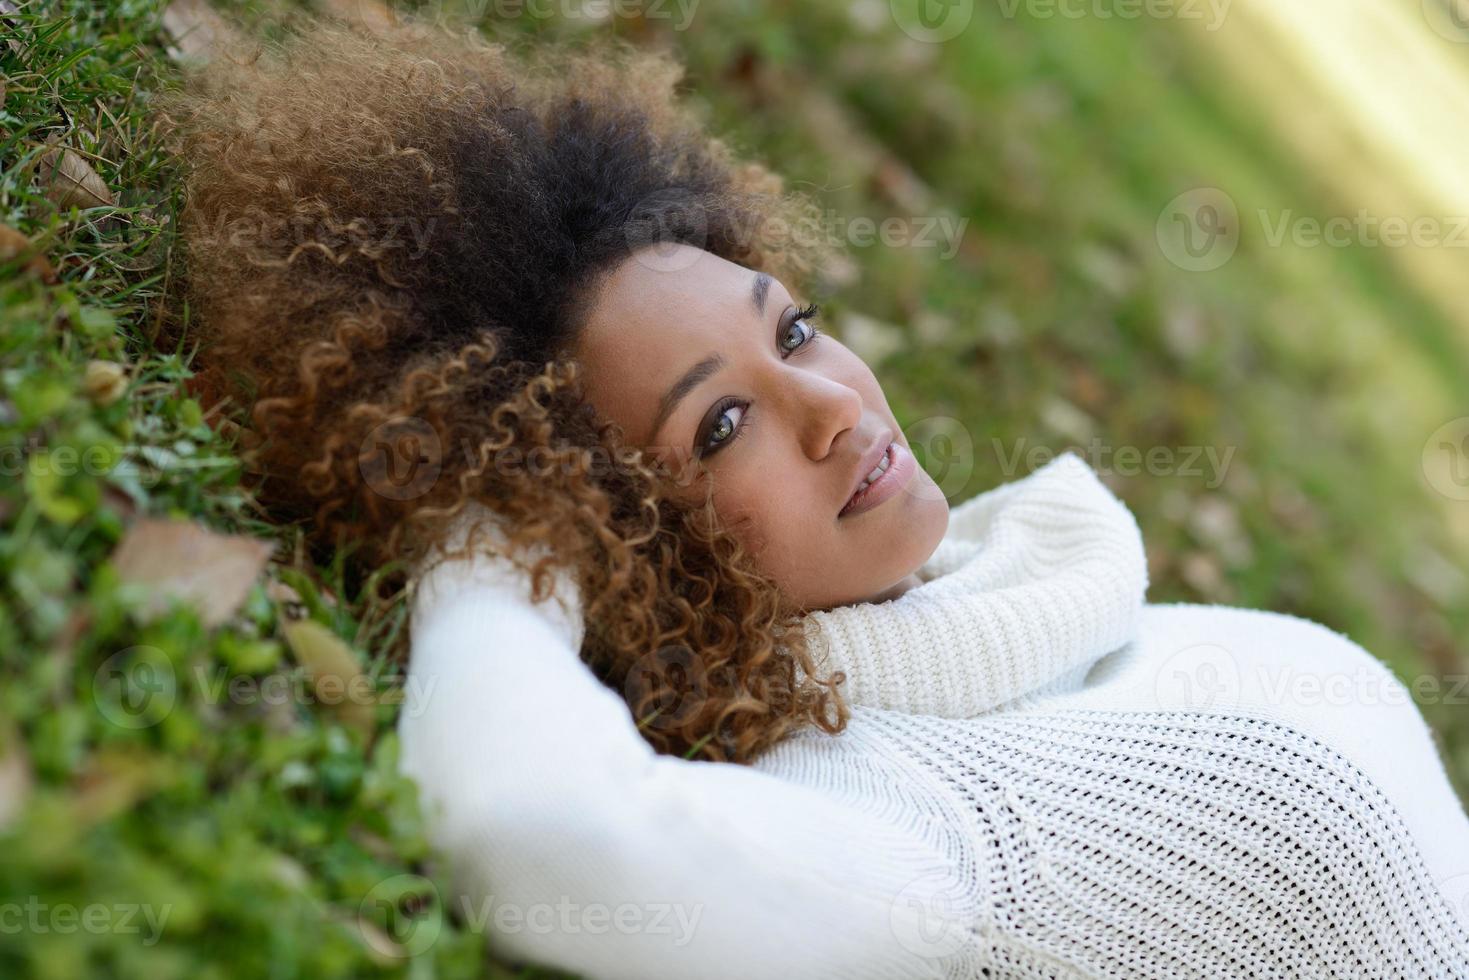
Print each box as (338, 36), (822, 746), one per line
(696, 304), (823, 460)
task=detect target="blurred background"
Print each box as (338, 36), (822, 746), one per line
(2, 0), (1467, 976)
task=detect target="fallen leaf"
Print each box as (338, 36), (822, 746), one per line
(837, 311), (906, 366)
(815, 252), (860, 291)
(344, 909), (406, 968)
(111, 519), (274, 628)
(0, 0), (25, 59)
(270, 854), (312, 892)
(266, 577), (305, 607)
(47, 607), (91, 702)
(1038, 396), (1096, 445)
(72, 747), (165, 826)
(83, 359), (128, 405)
(1187, 496), (1252, 568)
(912, 310), (955, 346)
(100, 483), (140, 521)
(1180, 551), (1228, 600)
(0, 223), (58, 283)
(40, 147), (114, 212)
(283, 619), (377, 740)
(0, 723), (32, 830)
(872, 158), (933, 215)
(1068, 363), (1108, 411)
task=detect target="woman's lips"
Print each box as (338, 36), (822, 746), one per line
(839, 441), (916, 518)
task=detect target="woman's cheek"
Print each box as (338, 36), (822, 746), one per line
(701, 472), (762, 546)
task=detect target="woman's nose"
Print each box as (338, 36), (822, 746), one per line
(781, 372), (863, 462)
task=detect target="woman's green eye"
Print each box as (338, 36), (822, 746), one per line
(697, 400), (747, 459)
(780, 318), (815, 352)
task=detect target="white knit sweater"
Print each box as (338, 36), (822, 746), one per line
(398, 452), (1469, 979)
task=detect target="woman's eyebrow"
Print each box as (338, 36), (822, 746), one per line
(650, 351), (725, 445)
(751, 271), (771, 315)
(647, 272), (769, 444)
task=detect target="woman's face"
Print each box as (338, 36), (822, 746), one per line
(569, 244), (950, 611)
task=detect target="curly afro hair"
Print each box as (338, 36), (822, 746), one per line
(161, 16), (850, 763)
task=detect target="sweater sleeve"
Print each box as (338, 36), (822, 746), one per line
(395, 527), (964, 980)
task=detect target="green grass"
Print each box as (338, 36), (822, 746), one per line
(2, 1), (1466, 977)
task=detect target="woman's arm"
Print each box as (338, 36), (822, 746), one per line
(396, 528), (962, 980)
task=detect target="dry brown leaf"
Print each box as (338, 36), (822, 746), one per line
(0, 723), (32, 830)
(39, 146), (114, 212)
(83, 359), (128, 405)
(283, 619), (377, 740)
(266, 577), (305, 607)
(341, 908), (406, 968)
(111, 518), (274, 628)
(161, 0), (241, 63)
(0, 222), (58, 283)
(0, 0), (25, 60)
(72, 747), (163, 827)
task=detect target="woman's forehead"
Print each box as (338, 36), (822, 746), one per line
(573, 247), (769, 443)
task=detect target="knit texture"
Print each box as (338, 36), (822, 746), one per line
(399, 452), (1469, 979)
(778, 709), (1469, 977)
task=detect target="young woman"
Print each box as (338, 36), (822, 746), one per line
(167, 19), (1469, 980)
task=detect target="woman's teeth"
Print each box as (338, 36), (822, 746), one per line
(855, 447), (892, 495)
